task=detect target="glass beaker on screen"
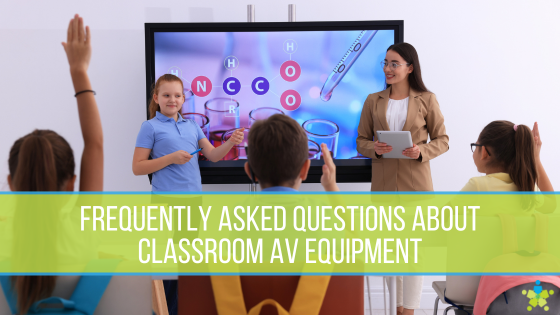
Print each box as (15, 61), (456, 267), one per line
(302, 119), (339, 159)
(308, 140), (320, 160)
(221, 128), (250, 160)
(204, 98), (240, 147)
(182, 113), (209, 138)
(248, 107), (285, 127)
(181, 89), (195, 116)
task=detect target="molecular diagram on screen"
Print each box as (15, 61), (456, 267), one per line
(523, 280), (555, 312)
(168, 39), (302, 113)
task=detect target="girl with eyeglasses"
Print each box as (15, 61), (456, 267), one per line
(357, 42), (449, 315)
(465, 121), (553, 197)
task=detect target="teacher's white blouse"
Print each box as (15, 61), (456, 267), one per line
(386, 97), (409, 131)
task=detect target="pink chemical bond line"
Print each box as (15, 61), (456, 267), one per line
(168, 39), (302, 111)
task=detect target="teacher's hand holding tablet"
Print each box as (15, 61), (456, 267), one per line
(402, 143), (420, 159)
(374, 140), (392, 155)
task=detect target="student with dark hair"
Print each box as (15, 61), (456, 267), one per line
(459, 122), (554, 315)
(357, 42), (449, 315)
(5, 14), (103, 315)
(245, 114), (338, 192)
(206, 114), (353, 315)
(465, 121), (553, 194)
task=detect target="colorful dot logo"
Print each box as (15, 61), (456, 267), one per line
(523, 280), (555, 311)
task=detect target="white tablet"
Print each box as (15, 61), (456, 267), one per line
(376, 131), (414, 159)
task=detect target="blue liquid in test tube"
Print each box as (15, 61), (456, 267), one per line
(320, 30), (378, 102)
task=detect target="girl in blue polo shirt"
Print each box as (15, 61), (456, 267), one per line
(132, 74), (244, 192)
(132, 74), (243, 315)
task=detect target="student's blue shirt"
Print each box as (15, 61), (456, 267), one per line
(135, 111), (206, 192)
(261, 186), (298, 192)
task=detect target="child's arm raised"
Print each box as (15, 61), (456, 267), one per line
(533, 122), (556, 214)
(533, 122), (553, 192)
(320, 143), (339, 192)
(199, 128), (245, 162)
(62, 15), (103, 192)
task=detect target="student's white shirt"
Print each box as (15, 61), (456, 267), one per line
(386, 97), (409, 131)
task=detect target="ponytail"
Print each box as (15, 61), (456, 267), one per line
(12, 277), (57, 315)
(478, 121), (538, 192)
(8, 130), (74, 314)
(12, 135), (58, 191)
(510, 125), (537, 192)
(148, 74), (185, 119)
(148, 82), (160, 119)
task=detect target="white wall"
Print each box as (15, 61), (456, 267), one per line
(0, 0), (558, 192)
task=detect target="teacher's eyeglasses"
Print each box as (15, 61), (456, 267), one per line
(470, 143), (491, 156)
(380, 61), (410, 70)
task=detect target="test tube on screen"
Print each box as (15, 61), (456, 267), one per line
(221, 128), (250, 160)
(204, 98), (240, 147)
(320, 30), (378, 101)
(248, 107), (285, 127)
(181, 89), (195, 115)
(308, 139), (320, 160)
(302, 119), (339, 159)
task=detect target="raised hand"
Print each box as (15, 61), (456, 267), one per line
(228, 128), (245, 145)
(320, 143), (339, 191)
(62, 14), (91, 74)
(533, 122), (542, 160)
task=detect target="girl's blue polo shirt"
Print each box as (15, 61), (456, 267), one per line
(135, 111), (206, 192)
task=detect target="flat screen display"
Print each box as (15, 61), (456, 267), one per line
(145, 21), (403, 183)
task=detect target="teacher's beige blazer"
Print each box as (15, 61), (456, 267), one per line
(357, 87), (449, 191)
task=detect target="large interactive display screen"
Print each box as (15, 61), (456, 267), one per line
(145, 21), (404, 184)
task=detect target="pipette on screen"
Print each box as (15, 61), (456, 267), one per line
(320, 30), (378, 101)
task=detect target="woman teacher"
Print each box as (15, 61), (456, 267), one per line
(357, 42), (449, 191)
(356, 43), (449, 315)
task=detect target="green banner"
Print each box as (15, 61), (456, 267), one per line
(0, 193), (558, 274)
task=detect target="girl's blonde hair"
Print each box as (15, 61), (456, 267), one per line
(148, 74), (185, 119)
